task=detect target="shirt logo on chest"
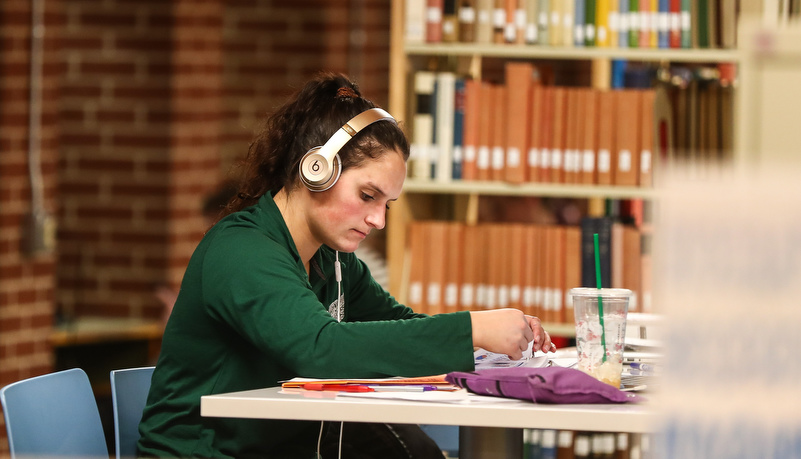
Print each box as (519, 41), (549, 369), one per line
(327, 294), (345, 322)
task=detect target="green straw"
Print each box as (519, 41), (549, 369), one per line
(593, 233), (607, 362)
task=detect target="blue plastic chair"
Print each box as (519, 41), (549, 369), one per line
(110, 366), (155, 459)
(0, 368), (108, 459)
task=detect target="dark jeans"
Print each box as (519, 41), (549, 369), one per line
(319, 422), (446, 459)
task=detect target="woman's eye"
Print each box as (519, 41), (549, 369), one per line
(361, 192), (374, 201)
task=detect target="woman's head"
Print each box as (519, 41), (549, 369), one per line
(231, 73), (409, 212)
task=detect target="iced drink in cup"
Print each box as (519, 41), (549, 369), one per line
(569, 288), (632, 388)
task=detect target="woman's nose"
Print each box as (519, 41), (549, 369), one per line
(366, 207), (386, 230)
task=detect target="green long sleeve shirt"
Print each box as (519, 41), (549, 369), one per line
(137, 192), (475, 459)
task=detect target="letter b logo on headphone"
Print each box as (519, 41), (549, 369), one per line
(299, 108), (396, 192)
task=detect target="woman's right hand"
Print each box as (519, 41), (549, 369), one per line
(469, 309), (553, 360)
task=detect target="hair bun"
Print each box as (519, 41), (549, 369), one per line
(336, 87), (359, 99)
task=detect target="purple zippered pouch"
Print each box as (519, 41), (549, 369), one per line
(445, 366), (642, 404)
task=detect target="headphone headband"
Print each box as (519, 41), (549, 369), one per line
(299, 108), (397, 192)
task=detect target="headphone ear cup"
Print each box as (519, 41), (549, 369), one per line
(299, 147), (342, 192)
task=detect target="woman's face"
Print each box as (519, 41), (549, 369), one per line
(307, 149), (406, 253)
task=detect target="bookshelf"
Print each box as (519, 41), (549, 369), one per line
(404, 179), (657, 200)
(405, 42), (741, 63)
(385, 0), (742, 331)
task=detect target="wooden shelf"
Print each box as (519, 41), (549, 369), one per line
(51, 316), (163, 347)
(403, 179), (657, 200)
(405, 42), (741, 63)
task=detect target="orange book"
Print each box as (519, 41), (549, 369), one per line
(507, 224), (526, 309)
(476, 224), (491, 310)
(613, 90), (641, 187)
(551, 226), (566, 324)
(493, 0), (506, 43)
(528, 85), (545, 183)
(521, 224), (538, 316)
(462, 79), (482, 181)
(425, 221), (448, 315)
(504, 62), (536, 184)
(611, 222), (624, 289)
(580, 88), (598, 185)
(407, 222), (429, 314)
(563, 226), (581, 324)
(491, 84), (507, 182)
(640, 233), (652, 312)
(443, 222), (464, 312)
(504, 0), (518, 43)
(533, 224), (547, 318)
(540, 225), (553, 323)
(500, 224), (513, 309)
(564, 88), (582, 185)
(550, 87), (567, 184)
(623, 225), (642, 312)
(596, 90), (615, 186)
(460, 224), (480, 311)
(639, 89), (656, 187)
(477, 82), (493, 181)
(538, 87), (555, 183)
(639, 0), (651, 48)
(488, 224), (508, 309)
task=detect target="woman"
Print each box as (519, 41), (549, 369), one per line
(137, 73), (555, 459)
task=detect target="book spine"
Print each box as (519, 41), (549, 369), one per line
(406, 0), (428, 43)
(657, 0), (669, 48)
(526, 0), (541, 43)
(452, 77), (466, 180)
(426, 0), (445, 43)
(442, 0), (460, 41)
(584, 0), (597, 46)
(459, 0), (478, 42)
(680, 0), (691, 48)
(574, 0), (586, 46)
(618, 0), (629, 47)
(580, 217), (613, 288)
(411, 71), (436, 180)
(538, 0), (551, 44)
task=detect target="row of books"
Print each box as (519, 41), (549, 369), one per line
(658, 64), (734, 161)
(405, 218), (649, 322)
(524, 429), (652, 459)
(407, 0), (739, 49)
(410, 63), (664, 187)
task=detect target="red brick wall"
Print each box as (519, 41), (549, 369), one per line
(58, 0), (173, 319)
(0, 0), (61, 445)
(220, 0), (391, 171)
(168, 0), (223, 287)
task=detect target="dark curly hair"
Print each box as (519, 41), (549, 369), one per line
(225, 72), (410, 216)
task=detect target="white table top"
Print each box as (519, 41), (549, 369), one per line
(201, 386), (658, 433)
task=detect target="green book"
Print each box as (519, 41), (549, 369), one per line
(628, 0), (639, 48)
(585, 0), (597, 46)
(681, 0), (692, 48)
(696, 0), (709, 48)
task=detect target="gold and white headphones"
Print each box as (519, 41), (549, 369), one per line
(298, 108), (396, 192)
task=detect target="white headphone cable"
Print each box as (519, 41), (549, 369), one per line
(316, 421), (324, 458)
(335, 251), (342, 322)
(338, 421), (344, 459)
